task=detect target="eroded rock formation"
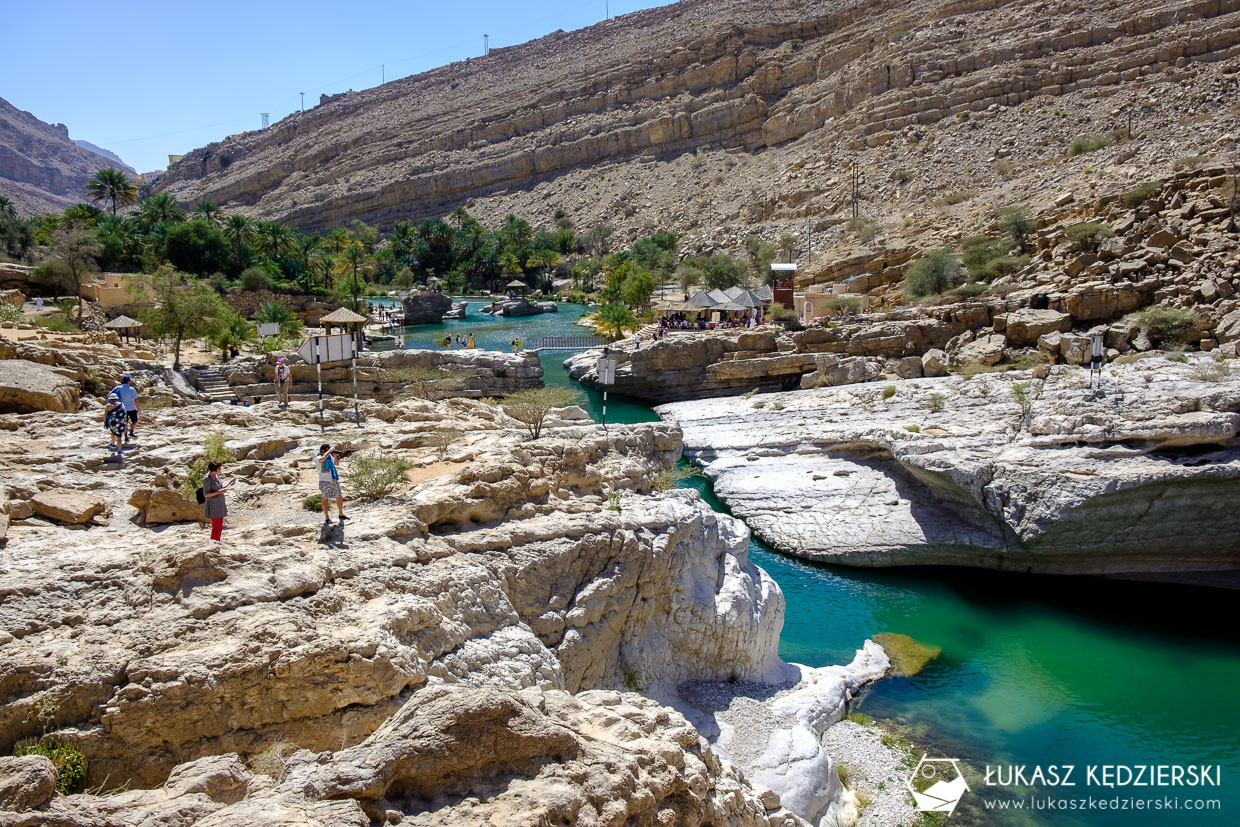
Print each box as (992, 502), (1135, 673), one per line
(659, 356), (1240, 583)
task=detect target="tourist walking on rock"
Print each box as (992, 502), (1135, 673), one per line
(275, 358), (291, 406)
(202, 460), (233, 541)
(108, 374), (140, 442)
(104, 393), (128, 456)
(317, 444), (348, 525)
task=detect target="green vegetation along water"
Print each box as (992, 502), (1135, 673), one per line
(387, 299), (1239, 825)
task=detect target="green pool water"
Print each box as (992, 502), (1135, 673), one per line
(388, 299), (1240, 825)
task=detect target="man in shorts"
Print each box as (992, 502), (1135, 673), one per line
(109, 374), (140, 442)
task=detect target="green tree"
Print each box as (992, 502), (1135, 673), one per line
(85, 168), (138, 217)
(140, 268), (230, 367)
(209, 310), (257, 362)
(138, 193), (187, 226)
(903, 248), (962, 301)
(620, 269), (657, 310)
(341, 242), (370, 307)
(253, 302), (303, 337)
(700, 254), (746, 290)
(677, 265), (703, 295)
(0, 195), (15, 221)
(223, 214), (257, 270)
(296, 233), (322, 273)
(594, 301), (637, 339)
(35, 220), (101, 321)
(778, 233), (798, 262)
(258, 221), (295, 263)
(163, 220), (231, 276)
(998, 206), (1034, 253)
(193, 200), (224, 227)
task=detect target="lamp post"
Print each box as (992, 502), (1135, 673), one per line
(598, 348), (617, 430)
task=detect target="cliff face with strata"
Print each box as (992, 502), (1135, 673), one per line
(0, 96), (133, 217)
(158, 0), (1240, 256)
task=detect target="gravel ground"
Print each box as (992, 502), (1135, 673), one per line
(823, 720), (919, 827)
(677, 678), (798, 766)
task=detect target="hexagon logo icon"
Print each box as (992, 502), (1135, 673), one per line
(906, 754), (969, 816)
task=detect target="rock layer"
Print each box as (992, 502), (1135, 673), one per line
(659, 357), (1240, 582)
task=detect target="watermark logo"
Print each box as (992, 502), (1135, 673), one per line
(907, 755), (970, 816)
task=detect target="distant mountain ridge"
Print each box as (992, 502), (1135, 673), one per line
(73, 139), (133, 173)
(0, 96), (133, 217)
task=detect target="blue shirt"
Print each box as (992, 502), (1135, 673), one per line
(110, 384), (138, 411)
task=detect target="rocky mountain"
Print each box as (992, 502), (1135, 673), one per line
(72, 139), (132, 172)
(158, 0), (1240, 260)
(0, 96), (133, 217)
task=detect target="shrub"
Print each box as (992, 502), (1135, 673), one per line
(1069, 133), (1112, 156)
(36, 314), (79, 333)
(1138, 305), (1196, 346)
(15, 736), (88, 794)
(1192, 362), (1228, 382)
(1064, 222), (1114, 253)
(893, 169), (912, 184)
(961, 235), (1009, 281)
(1174, 154), (1211, 170)
(924, 392), (946, 412)
(218, 151), (233, 168)
(301, 493), (322, 512)
(502, 386), (584, 439)
(0, 303), (22, 323)
(239, 266), (273, 292)
(882, 385), (896, 400)
(903, 248), (962, 300)
(827, 296), (863, 312)
(348, 451), (414, 501)
(997, 206), (1034, 252)
(180, 431), (235, 500)
(858, 222), (879, 243)
(1120, 181), (1162, 209)
(903, 424), (921, 433)
(429, 428), (462, 461)
(768, 304), (798, 322)
(936, 190), (977, 206)
(249, 740), (296, 779)
(952, 282), (987, 298)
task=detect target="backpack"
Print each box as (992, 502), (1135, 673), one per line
(195, 486), (206, 504)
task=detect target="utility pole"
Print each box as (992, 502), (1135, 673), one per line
(850, 163), (862, 222)
(299, 92), (304, 112)
(483, 34), (489, 56)
(381, 64), (385, 84)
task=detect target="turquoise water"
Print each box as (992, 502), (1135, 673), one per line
(386, 300), (1240, 825)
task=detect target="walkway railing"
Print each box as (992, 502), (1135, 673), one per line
(527, 335), (608, 352)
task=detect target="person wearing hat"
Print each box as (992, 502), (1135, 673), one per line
(316, 444), (348, 525)
(104, 392), (128, 456)
(275, 358), (291, 406)
(108, 374), (140, 441)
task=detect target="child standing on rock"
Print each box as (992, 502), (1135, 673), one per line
(316, 445), (348, 525)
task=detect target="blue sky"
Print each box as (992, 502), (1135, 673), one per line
(2, 0), (676, 174)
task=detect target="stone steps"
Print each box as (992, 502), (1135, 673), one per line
(196, 368), (234, 402)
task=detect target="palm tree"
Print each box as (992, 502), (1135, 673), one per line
(210, 312), (256, 363)
(341, 242), (370, 307)
(85, 168), (138, 217)
(296, 234), (321, 270)
(324, 228), (350, 254)
(315, 251), (337, 290)
(448, 206), (471, 230)
(253, 302), (303, 337)
(138, 193), (186, 226)
(223, 214), (256, 269)
(194, 200), (224, 227)
(0, 195), (16, 221)
(258, 221), (295, 261)
(498, 251), (523, 294)
(527, 249), (561, 293)
(594, 301), (637, 340)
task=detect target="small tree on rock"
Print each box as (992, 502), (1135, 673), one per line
(140, 267), (230, 368)
(998, 206), (1034, 253)
(503, 386), (583, 440)
(34, 221), (101, 321)
(903, 248), (962, 301)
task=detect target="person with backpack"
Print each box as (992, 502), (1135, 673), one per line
(108, 374), (140, 442)
(275, 358), (291, 406)
(104, 393), (128, 456)
(200, 460), (233, 541)
(316, 445), (348, 525)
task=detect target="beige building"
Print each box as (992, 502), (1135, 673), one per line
(797, 286), (870, 321)
(81, 273), (153, 308)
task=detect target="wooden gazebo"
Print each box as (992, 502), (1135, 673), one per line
(319, 307), (368, 352)
(506, 279), (528, 296)
(104, 315), (143, 343)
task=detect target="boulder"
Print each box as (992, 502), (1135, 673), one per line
(29, 489), (108, 524)
(921, 349), (948, 377)
(892, 355), (923, 379)
(1003, 309), (1072, 347)
(130, 487), (205, 524)
(0, 755), (57, 811)
(949, 334), (1004, 369)
(400, 292), (453, 324)
(0, 359), (80, 413)
(1060, 333), (1092, 366)
(1215, 309), (1240, 344)
(0, 289), (25, 308)
(1147, 228), (1179, 249)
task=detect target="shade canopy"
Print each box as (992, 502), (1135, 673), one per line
(506, 280), (527, 289)
(686, 290), (718, 307)
(707, 288), (732, 304)
(104, 315), (143, 328)
(319, 307), (368, 324)
(730, 290), (764, 308)
(752, 284), (775, 301)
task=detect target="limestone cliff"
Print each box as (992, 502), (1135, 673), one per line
(0, 96), (134, 217)
(659, 356), (1240, 583)
(156, 0), (1240, 258)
